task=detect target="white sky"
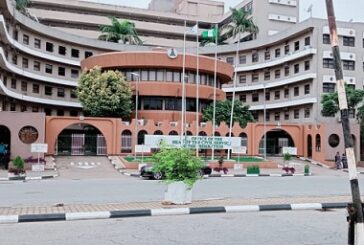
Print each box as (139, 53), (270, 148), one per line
(83, 0), (364, 23)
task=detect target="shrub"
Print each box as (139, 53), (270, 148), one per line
(283, 153), (292, 162)
(13, 156), (24, 170)
(247, 165), (260, 174)
(152, 144), (203, 188)
(304, 164), (310, 175)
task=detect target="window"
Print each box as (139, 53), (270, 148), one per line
(46, 42), (54, 52)
(304, 36), (310, 46)
(294, 41), (300, 51)
(294, 109), (299, 119)
(143, 97), (163, 110)
(252, 93), (259, 102)
(252, 52), (258, 62)
(71, 48), (79, 58)
(34, 38), (41, 49)
(70, 111), (78, 117)
(156, 70), (164, 81)
(45, 86), (52, 96)
(275, 48), (281, 58)
(71, 89), (77, 99)
(165, 98), (181, 110)
(316, 134), (321, 152)
(323, 83), (335, 93)
(323, 58), (334, 68)
(328, 134), (340, 147)
(33, 61), (40, 71)
(265, 112), (270, 121)
(304, 60), (310, 70)
(284, 66), (290, 76)
(264, 50), (270, 60)
(304, 108), (310, 118)
(252, 73), (259, 82)
(10, 103), (16, 111)
(85, 51), (93, 58)
(71, 69), (79, 78)
(45, 64), (52, 74)
(284, 88), (289, 98)
(32, 84), (39, 93)
(23, 34), (29, 45)
(323, 34), (330, 44)
(22, 58), (28, 68)
(57, 88), (65, 97)
(226, 57), (234, 65)
(11, 79), (16, 89)
(239, 74), (246, 83)
(58, 46), (66, 55)
(274, 69), (280, 79)
(57, 110), (64, 116)
(44, 108), (52, 116)
(294, 86), (299, 96)
(363, 39), (364, 48)
(265, 91), (270, 101)
(13, 30), (18, 41)
(21, 81), (27, 92)
(239, 55), (246, 64)
(274, 112), (280, 121)
(274, 90), (280, 100)
(12, 54), (17, 65)
(294, 64), (299, 73)
(284, 45), (290, 54)
(239, 94), (246, 103)
(343, 36), (355, 47)
(32, 106), (39, 113)
(343, 60), (355, 70)
(58, 67), (65, 76)
(3, 76), (7, 87)
(284, 111), (289, 120)
(20, 105), (27, 112)
(121, 130), (132, 153)
(264, 71), (270, 80)
(304, 84), (310, 94)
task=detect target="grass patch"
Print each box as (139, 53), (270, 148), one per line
(124, 156), (155, 163)
(231, 156), (264, 162)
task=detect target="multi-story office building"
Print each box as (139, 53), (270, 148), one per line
(0, 0), (362, 164)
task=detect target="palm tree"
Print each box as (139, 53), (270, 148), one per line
(98, 17), (142, 45)
(15, 0), (30, 14)
(223, 8), (258, 159)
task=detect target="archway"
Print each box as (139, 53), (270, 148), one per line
(121, 130), (132, 153)
(239, 132), (247, 147)
(138, 130), (148, 144)
(259, 129), (294, 155)
(169, 130), (178, 135)
(307, 135), (312, 158)
(154, 130), (163, 135)
(56, 123), (107, 156)
(0, 125), (10, 169)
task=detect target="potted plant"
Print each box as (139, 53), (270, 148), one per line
(8, 156), (26, 179)
(152, 144), (203, 205)
(282, 152), (295, 174)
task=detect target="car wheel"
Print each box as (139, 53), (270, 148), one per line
(153, 172), (163, 180)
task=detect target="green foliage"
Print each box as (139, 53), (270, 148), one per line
(77, 67), (132, 118)
(203, 100), (254, 128)
(283, 153), (292, 162)
(247, 165), (260, 174)
(98, 17), (142, 45)
(304, 164), (310, 175)
(223, 8), (259, 40)
(152, 145), (203, 188)
(321, 84), (364, 121)
(13, 156), (24, 170)
(231, 156), (264, 162)
(15, 0), (30, 13)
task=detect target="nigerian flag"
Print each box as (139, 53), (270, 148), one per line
(202, 28), (217, 39)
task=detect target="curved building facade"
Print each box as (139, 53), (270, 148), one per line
(0, 0), (362, 165)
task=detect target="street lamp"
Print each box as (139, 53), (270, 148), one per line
(263, 84), (267, 160)
(131, 72), (140, 160)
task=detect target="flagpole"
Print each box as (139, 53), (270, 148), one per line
(181, 19), (187, 147)
(211, 23), (218, 160)
(195, 19), (200, 157)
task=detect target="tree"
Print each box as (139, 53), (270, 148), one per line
(222, 8), (258, 142)
(15, 0), (30, 13)
(321, 84), (364, 121)
(77, 67), (132, 118)
(98, 16), (142, 45)
(203, 100), (254, 128)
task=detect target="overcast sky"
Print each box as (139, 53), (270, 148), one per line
(83, 0), (364, 22)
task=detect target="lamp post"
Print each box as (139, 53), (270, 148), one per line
(131, 72), (140, 160)
(263, 84), (267, 160)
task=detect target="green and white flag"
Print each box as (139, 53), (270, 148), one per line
(202, 28), (217, 39)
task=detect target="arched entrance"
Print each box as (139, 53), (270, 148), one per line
(259, 129), (294, 155)
(307, 135), (312, 158)
(56, 123), (107, 156)
(0, 125), (10, 169)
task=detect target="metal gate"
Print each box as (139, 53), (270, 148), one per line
(71, 134), (85, 155)
(97, 134), (107, 155)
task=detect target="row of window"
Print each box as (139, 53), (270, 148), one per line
(237, 84), (310, 103)
(263, 108), (311, 121)
(13, 30), (94, 59)
(3, 76), (77, 98)
(136, 97), (210, 112)
(0, 101), (79, 116)
(225, 36), (310, 65)
(322, 34), (363, 47)
(323, 59), (355, 70)
(238, 60), (310, 84)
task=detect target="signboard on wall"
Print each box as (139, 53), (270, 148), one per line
(135, 145), (151, 153)
(31, 143), (48, 153)
(144, 135), (241, 149)
(232, 146), (247, 154)
(282, 147), (297, 155)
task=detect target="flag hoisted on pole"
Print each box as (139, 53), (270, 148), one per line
(211, 23), (218, 160)
(202, 28), (217, 39)
(181, 19), (187, 146)
(193, 21), (200, 157)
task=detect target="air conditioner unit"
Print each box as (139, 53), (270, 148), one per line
(157, 121), (163, 127)
(170, 121), (178, 127)
(200, 122), (207, 127)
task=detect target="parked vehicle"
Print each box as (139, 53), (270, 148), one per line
(140, 164), (212, 180)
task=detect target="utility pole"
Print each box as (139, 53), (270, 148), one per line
(325, 1), (364, 244)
